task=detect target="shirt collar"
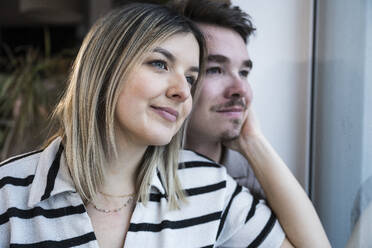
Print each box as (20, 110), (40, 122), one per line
(28, 137), (76, 208)
(181, 149), (215, 163)
(28, 138), (169, 206)
(180, 149), (215, 163)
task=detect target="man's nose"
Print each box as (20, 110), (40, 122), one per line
(224, 75), (248, 99)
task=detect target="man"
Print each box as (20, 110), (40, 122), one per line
(182, 0), (264, 197)
(177, 0), (331, 247)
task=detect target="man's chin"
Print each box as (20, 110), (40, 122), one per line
(219, 119), (243, 142)
(220, 130), (240, 142)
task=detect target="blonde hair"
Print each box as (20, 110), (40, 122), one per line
(53, 3), (206, 209)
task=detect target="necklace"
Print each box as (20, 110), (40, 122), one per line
(92, 196), (134, 213)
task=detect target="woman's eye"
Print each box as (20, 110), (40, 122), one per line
(149, 60), (168, 70)
(186, 76), (196, 86)
(206, 67), (222, 75)
(239, 70), (249, 78)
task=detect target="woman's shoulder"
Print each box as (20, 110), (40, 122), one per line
(0, 150), (43, 177)
(0, 150), (43, 218)
(179, 149), (226, 176)
(0, 138), (62, 198)
(178, 149), (236, 193)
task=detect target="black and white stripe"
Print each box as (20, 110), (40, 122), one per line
(0, 150), (42, 168)
(0, 139), (97, 247)
(40, 144), (63, 201)
(0, 175), (34, 190)
(0, 205), (85, 225)
(0, 139), (284, 247)
(9, 232), (96, 248)
(128, 211), (222, 232)
(216, 184), (242, 240)
(178, 150), (285, 247)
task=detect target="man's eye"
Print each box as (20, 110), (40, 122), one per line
(206, 67), (222, 74)
(239, 70), (249, 78)
(149, 60), (168, 70)
(186, 76), (196, 86)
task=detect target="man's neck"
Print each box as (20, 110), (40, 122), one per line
(185, 134), (223, 163)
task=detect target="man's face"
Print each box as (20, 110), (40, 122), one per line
(187, 24), (253, 143)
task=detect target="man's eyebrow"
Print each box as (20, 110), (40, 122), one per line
(243, 59), (253, 69)
(208, 54), (228, 63)
(153, 47), (175, 62)
(208, 55), (252, 69)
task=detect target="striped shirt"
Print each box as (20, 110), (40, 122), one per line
(222, 149), (265, 199)
(0, 138), (284, 247)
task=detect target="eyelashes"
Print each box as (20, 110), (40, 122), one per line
(148, 60), (168, 70)
(185, 75), (196, 86)
(147, 59), (197, 86)
(239, 70), (249, 78)
(206, 66), (250, 78)
(206, 67), (222, 75)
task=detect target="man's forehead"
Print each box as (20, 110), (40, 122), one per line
(198, 23), (250, 64)
(197, 23), (245, 44)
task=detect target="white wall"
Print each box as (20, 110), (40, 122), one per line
(232, 0), (314, 189)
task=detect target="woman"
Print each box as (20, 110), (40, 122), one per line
(0, 3), (287, 248)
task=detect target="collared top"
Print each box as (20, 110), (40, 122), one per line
(221, 148), (265, 199)
(0, 138), (285, 247)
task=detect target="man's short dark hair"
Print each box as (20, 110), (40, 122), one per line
(173, 0), (255, 43)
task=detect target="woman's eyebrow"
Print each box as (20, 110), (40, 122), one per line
(153, 47), (199, 73)
(189, 66), (200, 73)
(153, 47), (175, 62)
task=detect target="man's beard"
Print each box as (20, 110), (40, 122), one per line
(220, 118), (243, 142)
(210, 97), (247, 142)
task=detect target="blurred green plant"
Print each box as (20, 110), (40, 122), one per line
(0, 28), (75, 160)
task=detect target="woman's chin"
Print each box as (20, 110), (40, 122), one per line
(149, 137), (173, 146)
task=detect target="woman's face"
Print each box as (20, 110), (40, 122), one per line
(115, 32), (200, 147)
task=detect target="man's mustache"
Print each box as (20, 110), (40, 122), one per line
(210, 98), (246, 111)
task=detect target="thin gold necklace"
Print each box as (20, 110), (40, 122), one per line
(92, 191), (136, 213)
(92, 196), (134, 213)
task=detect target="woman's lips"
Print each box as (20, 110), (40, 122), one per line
(151, 106), (179, 122)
